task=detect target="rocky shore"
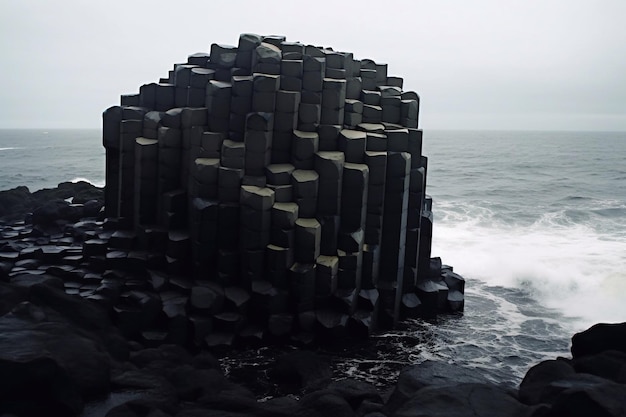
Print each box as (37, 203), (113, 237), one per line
(0, 181), (104, 223)
(1, 182), (625, 416)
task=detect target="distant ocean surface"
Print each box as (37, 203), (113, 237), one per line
(1, 128), (625, 388)
(0, 129), (105, 192)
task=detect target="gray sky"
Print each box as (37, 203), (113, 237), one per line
(1, 0), (625, 130)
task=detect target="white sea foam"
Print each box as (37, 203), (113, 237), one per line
(70, 176), (105, 188)
(432, 203), (626, 333)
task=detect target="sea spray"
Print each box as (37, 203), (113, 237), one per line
(431, 193), (626, 332)
(70, 177), (106, 188)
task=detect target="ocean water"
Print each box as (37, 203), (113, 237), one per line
(409, 129), (626, 386)
(0, 129), (105, 192)
(1, 128), (625, 390)
(425, 129), (626, 330)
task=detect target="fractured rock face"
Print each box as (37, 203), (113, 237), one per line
(101, 33), (463, 346)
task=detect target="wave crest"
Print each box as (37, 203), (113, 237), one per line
(432, 202), (626, 332)
(70, 177), (105, 188)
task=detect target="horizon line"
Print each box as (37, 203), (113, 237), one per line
(1, 127), (625, 133)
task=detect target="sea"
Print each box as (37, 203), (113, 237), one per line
(1, 128), (625, 393)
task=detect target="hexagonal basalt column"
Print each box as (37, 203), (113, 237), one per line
(102, 32), (463, 346)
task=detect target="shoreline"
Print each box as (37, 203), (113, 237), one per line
(1, 183), (625, 416)
(0, 181), (104, 222)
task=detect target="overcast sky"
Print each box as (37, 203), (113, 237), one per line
(1, 0), (625, 130)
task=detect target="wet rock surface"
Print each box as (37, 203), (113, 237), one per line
(1, 196), (625, 416)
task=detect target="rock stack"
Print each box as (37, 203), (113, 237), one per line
(101, 33), (464, 346)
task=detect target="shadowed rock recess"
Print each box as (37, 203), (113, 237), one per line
(102, 33), (465, 346)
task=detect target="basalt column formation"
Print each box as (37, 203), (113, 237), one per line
(102, 33), (464, 347)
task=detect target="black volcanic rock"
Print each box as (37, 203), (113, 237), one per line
(572, 350), (626, 384)
(392, 383), (531, 417)
(572, 322), (626, 358)
(32, 181), (103, 204)
(0, 302), (111, 399)
(385, 360), (491, 415)
(32, 199), (82, 225)
(0, 277), (131, 417)
(29, 281), (115, 333)
(0, 186), (34, 220)
(2, 180), (626, 417)
(327, 379), (383, 412)
(518, 359), (576, 405)
(0, 181), (103, 222)
(298, 389), (357, 417)
(546, 377), (626, 417)
(515, 322), (626, 416)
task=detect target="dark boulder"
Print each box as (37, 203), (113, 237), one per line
(0, 186), (34, 220)
(518, 359), (576, 405)
(30, 281), (110, 330)
(545, 374), (626, 417)
(31, 199), (82, 225)
(572, 350), (626, 384)
(32, 180), (103, 204)
(299, 389), (357, 417)
(327, 378), (383, 411)
(571, 322), (626, 358)
(124, 347), (232, 406)
(0, 302), (111, 401)
(392, 383), (532, 417)
(385, 361), (490, 414)
(29, 281), (129, 361)
(0, 181), (103, 222)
